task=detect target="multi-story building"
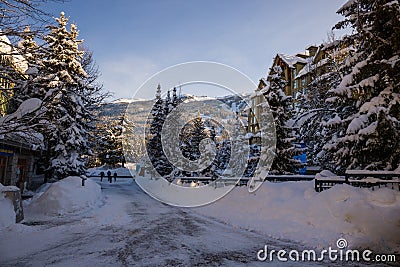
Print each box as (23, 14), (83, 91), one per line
(248, 46), (318, 136)
(294, 42), (350, 95)
(267, 53), (310, 98)
(247, 78), (267, 136)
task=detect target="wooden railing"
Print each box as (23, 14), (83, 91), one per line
(179, 175), (315, 187)
(315, 170), (400, 192)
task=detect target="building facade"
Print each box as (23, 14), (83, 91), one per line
(295, 43), (349, 95)
(248, 45), (332, 136)
(0, 135), (44, 191)
(267, 53), (309, 98)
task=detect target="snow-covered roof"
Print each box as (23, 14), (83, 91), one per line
(0, 31), (28, 73)
(0, 131), (44, 150)
(295, 64), (310, 79)
(295, 56), (329, 80)
(277, 53), (308, 68)
(0, 34), (12, 53)
(260, 78), (268, 85)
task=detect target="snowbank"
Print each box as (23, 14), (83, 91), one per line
(27, 176), (102, 217)
(0, 184), (16, 229)
(194, 180), (400, 253)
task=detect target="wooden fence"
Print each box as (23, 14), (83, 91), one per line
(179, 175), (315, 187)
(315, 170), (400, 192)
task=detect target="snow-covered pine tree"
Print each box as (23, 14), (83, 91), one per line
(179, 114), (208, 162)
(0, 27), (49, 141)
(37, 12), (91, 180)
(262, 66), (302, 174)
(97, 118), (124, 166)
(164, 90), (172, 114)
(8, 26), (41, 109)
(172, 87), (179, 108)
(211, 139), (231, 178)
(121, 116), (138, 164)
(322, 0), (400, 173)
(146, 84), (173, 177)
(0, 0), (78, 113)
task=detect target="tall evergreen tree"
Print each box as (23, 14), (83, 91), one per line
(97, 119), (124, 167)
(262, 66), (302, 174)
(179, 114), (208, 162)
(121, 116), (138, 164)
(36, 12), (91, 179)
(146, 84), (173, 177)
(322, 0), (400, 173)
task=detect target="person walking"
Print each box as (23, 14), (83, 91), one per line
(113, 172), (117, 182)
(100, 171), (105, 182)
(107, 170), (112, 183)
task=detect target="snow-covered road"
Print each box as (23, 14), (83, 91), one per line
(0, 179), (385, 266)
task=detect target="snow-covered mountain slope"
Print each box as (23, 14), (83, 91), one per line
(100, 93), (251, 122)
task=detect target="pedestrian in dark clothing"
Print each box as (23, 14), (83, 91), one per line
(100, 171), (105, 182)
(107, 170), (112, 183)
(113, 172), (117, 182)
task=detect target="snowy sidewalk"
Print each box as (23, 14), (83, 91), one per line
(0, 178), (391, 266)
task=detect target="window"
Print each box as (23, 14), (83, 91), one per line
(0, 156), (7, 185)
(302, 78), (306, 87)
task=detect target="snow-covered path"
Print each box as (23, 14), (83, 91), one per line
(0, 179), (380, 266)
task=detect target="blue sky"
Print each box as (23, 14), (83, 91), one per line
(46, 0), (347, 100)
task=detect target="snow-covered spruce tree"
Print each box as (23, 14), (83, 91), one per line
(1, 0), (63, 114)
(37, 13), (92, 180)
(262, 66), (302, 174)
(146, 85), (174, 177)
(211, 139), (231, 178)
(120, 116), (138, 164)
(179, 115), (207, 161)
(322, 0), (400, 173)
(0, 0), (59, 113)
(178, 115), (209, 177)
(97, 118), (124, 167)
(4, 26), (40, 114)
(162, 88), (186, 179)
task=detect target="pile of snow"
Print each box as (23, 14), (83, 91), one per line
(0, 183), (16, 229)
(195, 180), (400, 253)
(315, 169), (344, 180)
(27, 176), (102, 217)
